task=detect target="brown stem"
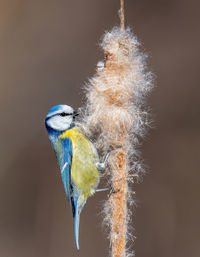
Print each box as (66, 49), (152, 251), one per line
(120, 0), (125, 31)
(111, 148), (127, 257)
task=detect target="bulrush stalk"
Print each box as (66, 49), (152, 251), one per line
(81, 27), (153, 257)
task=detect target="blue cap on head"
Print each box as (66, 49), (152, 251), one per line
(46, 105), (75, 119)
(46, 105), (66, 117)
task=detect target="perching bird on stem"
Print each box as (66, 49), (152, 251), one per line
(45, 104), (110, 250)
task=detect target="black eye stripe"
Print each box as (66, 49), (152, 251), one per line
(45, 112), (73, 121)
(60, 112), (72, 117)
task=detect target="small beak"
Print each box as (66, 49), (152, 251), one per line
(73, 111), (79, 117)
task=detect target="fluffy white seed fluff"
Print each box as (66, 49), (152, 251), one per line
(79, 27), (153, 257)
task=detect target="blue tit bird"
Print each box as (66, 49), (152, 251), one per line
(45, 104), (108, 250)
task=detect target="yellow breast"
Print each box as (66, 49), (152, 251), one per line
(59, 127), (100, 197)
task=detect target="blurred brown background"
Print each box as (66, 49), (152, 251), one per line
(0, 0), (199, 256)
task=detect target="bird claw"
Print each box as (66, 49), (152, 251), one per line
(107, 187), (120, 197)
(111, 187), (120, 193)
(108, 144), (122, 152)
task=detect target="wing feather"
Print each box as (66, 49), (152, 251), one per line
(60, 138), (75, 216)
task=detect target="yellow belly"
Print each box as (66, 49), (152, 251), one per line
(59, 127), (100, 198)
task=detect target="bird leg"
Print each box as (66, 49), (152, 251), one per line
(96, 187), (111, 192)
(96, 186), (120, 194)
(97, 145), (122, 171)
(96, 145), (122, 193)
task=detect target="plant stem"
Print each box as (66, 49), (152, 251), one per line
(111, 146), (127, 257)
(120, 0), (125, 31)
(83, 21), (153, 257)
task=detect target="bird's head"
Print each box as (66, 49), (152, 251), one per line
(45, 105), (78, 132)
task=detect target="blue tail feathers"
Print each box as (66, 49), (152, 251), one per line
(73, 195), (86, 250)
(74, 204), (80, 250)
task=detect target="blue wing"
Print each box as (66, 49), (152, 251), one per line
(60, 138), (76, 217)
(60, 137), (82, 250)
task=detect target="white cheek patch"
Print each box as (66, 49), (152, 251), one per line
(47, 116), (72, 131)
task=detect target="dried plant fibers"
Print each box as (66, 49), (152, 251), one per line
(81, 1), (153, 257)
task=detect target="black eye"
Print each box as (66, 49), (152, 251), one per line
(60, 112), (69, 117)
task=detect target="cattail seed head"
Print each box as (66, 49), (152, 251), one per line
(80, 27), (153, 257)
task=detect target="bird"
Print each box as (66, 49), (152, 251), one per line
(45, 104), (109, 250)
